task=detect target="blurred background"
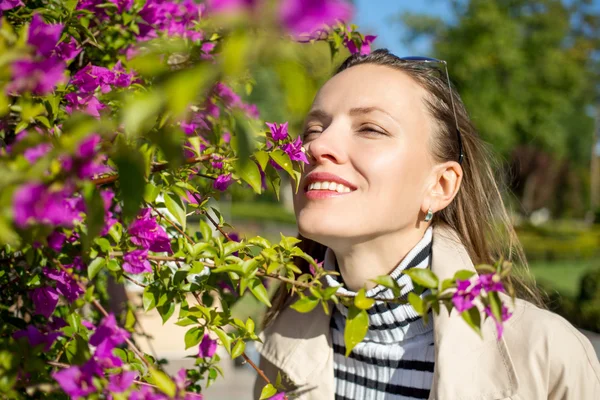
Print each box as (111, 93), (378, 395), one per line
(131, 1), (600, 398)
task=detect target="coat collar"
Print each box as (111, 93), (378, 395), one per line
(257, 224), (519, 399)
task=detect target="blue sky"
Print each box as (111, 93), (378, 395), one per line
(353, 0), (600, 57)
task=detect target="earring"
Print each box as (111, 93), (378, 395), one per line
(424, 208), (434, 222)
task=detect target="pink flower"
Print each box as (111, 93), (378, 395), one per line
(122, 249), (152, 274)
(13, 183), (81, 228)
(65, 93), (107, 118)
(47, 231), (67, 252)
(213, 173), (233, 191)
(43, 267), (84, 303)
(8, 57), (66, 95)
(53, 364), (96, 398)
(279, 0), (353, 39)
(198, 334), (217, 358)
(13, 325), (62, 351)
(128, 208), (172, 253)
(107, 371), (137, 393)
(344, 34), (376, 55)
(484, 304), (512, 340)
(282, 136), (309, 164)
(28, 14), (63, 57)
(474, 273), (505, 293)
(54, 38), (81, 62)
(0, 0), (23, 11)
(451, 279), (478, 312)
(266, 122), (289, 141)
(267, 393), (286, 400)
(89, 314), (130, 368)
(23, 142), (51, 163)
(30, 286), (59, 318)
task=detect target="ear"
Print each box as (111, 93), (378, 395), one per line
(421, 161), (463, 215)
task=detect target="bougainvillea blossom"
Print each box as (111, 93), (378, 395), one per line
(213, 173), (233, 191)
(279, 0), (353, 38)
(13, 183), (81, 228)
(13, 325), (62, 351)
(266, 121), (289, 141)
(30, 286), (60, 318)
(128, 208), (173, 253)
(122, 249), (152, 274)
(43, 267), (85, 302)
(282, 136), (309, 164)
(197, 334), (217, 358)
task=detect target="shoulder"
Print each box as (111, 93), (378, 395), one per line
(505, 298), (600, 394)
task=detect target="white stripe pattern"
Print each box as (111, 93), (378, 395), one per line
(325, 227), (435, 400)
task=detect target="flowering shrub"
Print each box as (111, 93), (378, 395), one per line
(0, 1), (512, 399)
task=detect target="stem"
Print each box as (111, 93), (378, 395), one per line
(192, 193), (231, 241)
(148, 203), (195, 244)
(92, 155), (211, 186)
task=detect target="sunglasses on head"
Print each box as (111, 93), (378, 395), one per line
(399, 56), (465, 165)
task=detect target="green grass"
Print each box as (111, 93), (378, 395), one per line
(529, 260), (599, 297)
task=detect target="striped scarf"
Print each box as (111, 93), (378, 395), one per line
(325, 226), (435, 400)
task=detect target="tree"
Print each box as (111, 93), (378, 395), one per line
(398, 0), (600, 215)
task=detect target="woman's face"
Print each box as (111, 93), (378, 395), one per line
(293, 64), (438, 246)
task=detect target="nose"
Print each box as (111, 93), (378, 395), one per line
(304, 125), (348, 165)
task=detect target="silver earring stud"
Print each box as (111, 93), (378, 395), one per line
(424, 208), (434, 222)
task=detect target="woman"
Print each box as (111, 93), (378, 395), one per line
(253, 49), (600, 400)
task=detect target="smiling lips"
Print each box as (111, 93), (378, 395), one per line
(303, 172), (356, 199)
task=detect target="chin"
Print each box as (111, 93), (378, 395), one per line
(296, 211), (354, 245)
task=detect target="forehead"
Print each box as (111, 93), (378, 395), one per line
(311, 64), (429, 117)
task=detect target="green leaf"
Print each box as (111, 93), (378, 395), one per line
(248, 278), (272, 307)
(290, 296), (320, 313)
(83, 184), (105, 246)
(164, 193), (186, 231)
(461, 307), (482, 338)
(213, 327), (232, 354)
(354, 289), (375, 310)
(259, 383), (277, 400)
(164, 64), (215, 118)
(144, 182), (161, 203)
(87, 258), (106, 280)
(408, 292), (425, 315)
(143, 288), (157, 311)
(236, 160), (262, 194)
(269, 149), (295, 178)
(231, 340), (245, 359)
(122, 90), (162, 136)
(150, 368), (176, 398)
(65, 335), (91, 365)
(199, 219), (212, 240)
(224, 241), (245, 256)
(454, 270), (476, 281)
(488, 291), (503, 324)
(114, 146), (146, 222)
(370, 275), (402, 297)
(405, 268), (439, 289)
(232, 111), (255, 168)
(246, 318), (255, 334)
(184, 326), (204, 349)
(157, 301), (175, 324)
(344, 306), (368, 356)
(254, 150), (269, 171)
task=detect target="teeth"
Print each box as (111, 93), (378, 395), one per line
(308, 181), (352, 193)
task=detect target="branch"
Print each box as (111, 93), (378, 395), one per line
(148, 203), (195, 244)
(92, 155), (211, 186)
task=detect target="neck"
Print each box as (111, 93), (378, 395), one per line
(329, 226), (429, 292)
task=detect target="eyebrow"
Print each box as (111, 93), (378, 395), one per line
(305, 106), (397, 122)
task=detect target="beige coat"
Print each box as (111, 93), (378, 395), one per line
(254, 225), (600, 399)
